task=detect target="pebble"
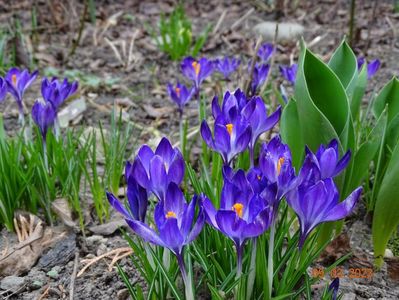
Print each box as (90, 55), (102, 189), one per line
(117, 288), (129, 300)
(0, 276), (26, 292)
(384, 248), (394, 258)
(253, 21), (304, 42)
(86, 235), (108, 248)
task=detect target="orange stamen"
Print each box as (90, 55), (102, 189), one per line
(192, 61), (200, 76)
(175, 87), (181, 97)
(277, 157), (285, 175)
(166, 211), (177, 219)
(12, 74), (17, 86)
(226, 123), (233, 136)
(232, 203), (244, 218)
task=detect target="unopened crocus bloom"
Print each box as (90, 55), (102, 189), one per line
(242, 97), (281, 163)
(167, 82), (194, 114)
(201, 115), (251, 165)
(127, 183), (204, 298)
(132, 137), (185, 201)
(257, 43), (273, 63)
(279, 64), (297, 85)
(0, 77), (7, 102)
(5, 68), (38, 124)
(357, 57), (380, 79)
(287, 178), (362, 248)
(299, 139), (351, 186)
(31, 100), (56, 142)
(107, 161), (148, 222)
(211, 89), (248, 120)
(181, 57), (214, 93)
(41, 77), (78, 111)
(259, 136), (296, 203)
(202, 169), (272, 275)
(250, 64), (270, 95)
(214, 57), (240, 79)
(328, 278), (340, 300)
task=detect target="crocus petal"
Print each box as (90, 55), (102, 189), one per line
(200, 120), (215, 149)
(149, 155), (168, 200)
(186, 207), (205, 244)
(201, 196), (219, 229)
(155, 137), (174, 162)
(215, 210), (246, 245)
(164, 182), (185, 217)
(322, 187), (362, 222)
(333, 150), (351, 177)
(318, 148), (338, 178)
(126, 219), (166, 247)
(167, 151), (185, 184)
(159, 218), (184, 254)
(132, 159), (150, 189)
(106, 191), (131, 219)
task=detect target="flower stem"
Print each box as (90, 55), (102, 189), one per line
(268, 220), (276, 299)
(236, 243), (243, 279)
(176, 253), (194, 300)
(246, 238), (257, 300)
(179, 111), (184, 160)
(43, 139), (48, 172)
(249, 146), (254, 168)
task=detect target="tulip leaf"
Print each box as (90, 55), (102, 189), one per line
(350, 63), (368, 120)
(344, 108), (387, 195)
(328, 40), (358, 90)
(294, 46), (349, 151)
(280, 98), (304, 170)
(373, 77), (399, 123)
(372, 138), (399, 268)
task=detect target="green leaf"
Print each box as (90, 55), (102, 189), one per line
(372, 138), (399, 268)
(294, 46), (348, 151)
(280, 98), (304, 169)
(328, 40), (358, 90)
(350, 63), (368, 120)
(373, 77), (399, 123)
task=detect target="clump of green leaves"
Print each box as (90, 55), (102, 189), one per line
(153, 4), (210, 61)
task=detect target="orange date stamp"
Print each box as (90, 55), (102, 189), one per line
(311, 267), (374, 280)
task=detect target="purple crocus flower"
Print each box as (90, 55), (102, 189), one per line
(257, 43), (274, 63)
(0, 77), (7, 102)
(357, 57), (380, 79)
(127, 183), (205, 292)
(328, 278), (340, 300)
(242, 97), (281, 161)
(132, 137), (185, 201)
(202, 169), (272, 274)
(200, 114), (251, 165)
(107, 161), (149, 222)
(181, 57), (214, 92)
(287, 178), (362, 248)
(41, 77), (78, 111)
(31, 100), (56, 141)
(214, 57), (240, 79)
(5, 68), (38, 123)
(279, 64), (297, 85)
(166, 82), (194, 114)
(250, 64), (270, 95)
(259, 136), (297, 202)
(211, 89), (248, 121)
(299, 139), (351, 186)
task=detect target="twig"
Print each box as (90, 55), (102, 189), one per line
(212, 10), (227, 35)
(231, 8), (255, 30)
(38, 285), (50, 300)
(69, 0), (88, 57)
(69, 252), (79, 300)
(363, 0), (378, 53)
(244, 36), (263, 95)
(260, 23), (279, 96)
(77, 247), (132, 277)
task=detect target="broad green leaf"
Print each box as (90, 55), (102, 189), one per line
(350, 63), (368, 120)
(373, 77), (399, 122)
(345, 108), (387, 195)
(328, 40), (358, 90)
(294, 46), (348, 151)
(372, 138), (399, 268)
(280, 98), (304, 169)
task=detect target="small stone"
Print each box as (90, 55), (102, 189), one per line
(47, 268), (59, 279)
(342, 292), (356, 300)
(86, 235), (107, 248)
(0, 276), (26, 292)
(384, 248), (394, 258)
(117, 288), (129, 300)
(253, 21), (304, 42)
(31, 280), (44, 289)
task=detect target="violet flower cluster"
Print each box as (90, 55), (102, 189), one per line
(357, 57), (380, 79)
(201, 89), (281, 166)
